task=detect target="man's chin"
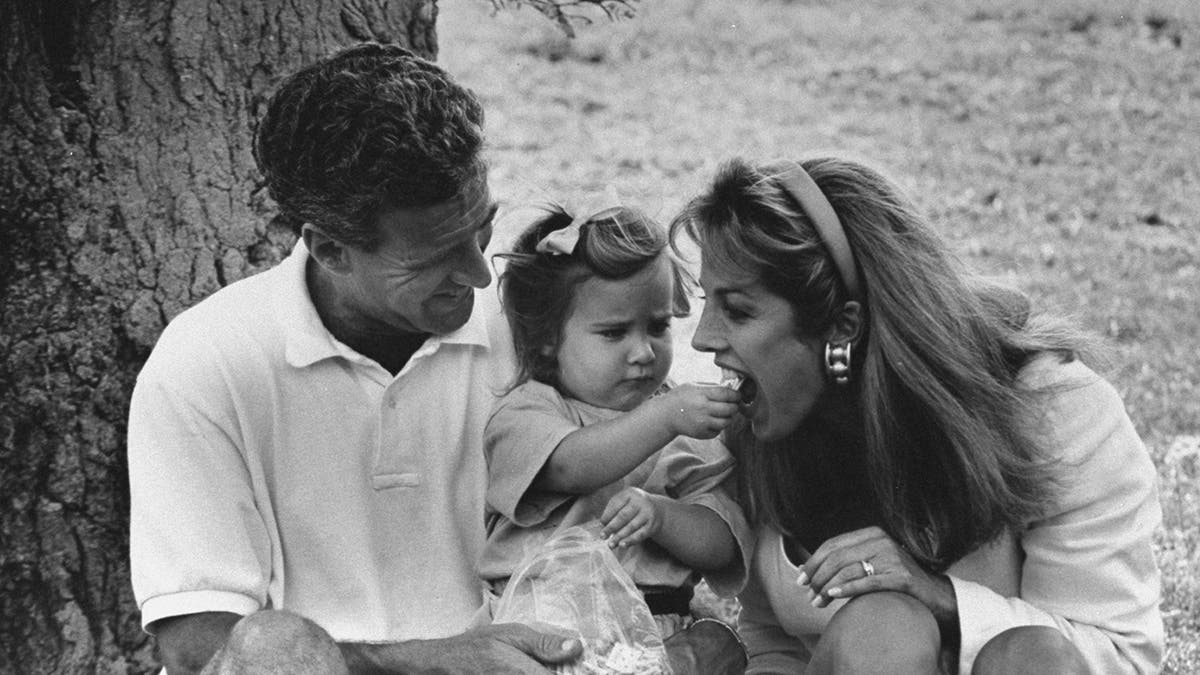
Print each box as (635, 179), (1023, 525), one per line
(424, 292), (475, 335)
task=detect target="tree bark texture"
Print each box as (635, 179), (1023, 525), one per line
(0, 1), (437, 671)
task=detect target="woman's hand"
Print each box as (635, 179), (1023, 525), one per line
(797, 526), (958, 626)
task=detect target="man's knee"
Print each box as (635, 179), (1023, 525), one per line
(206, 610), (347, 675)
(812, 592), (940, 674)
(972, 626), (1088, 675)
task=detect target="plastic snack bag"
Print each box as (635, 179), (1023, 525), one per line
(492, 523), (674, 674)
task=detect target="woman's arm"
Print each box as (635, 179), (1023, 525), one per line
(800, 366), (1163, 674)
(951, 371), (1163, 674)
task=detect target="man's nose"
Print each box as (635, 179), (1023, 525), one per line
(451, 243), (491, 288)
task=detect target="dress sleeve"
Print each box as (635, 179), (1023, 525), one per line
(952, 366), (1163, 674)
(483, 383), (579, 527)
(659, 437), (755, 597)
(739, 564), (812, 674)
(128, 337), (271, 631)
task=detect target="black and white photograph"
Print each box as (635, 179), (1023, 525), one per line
(2, 0), (1196, 672)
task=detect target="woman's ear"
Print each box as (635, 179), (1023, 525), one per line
(302, 224), (352, 275)
(825, 301), (864, 344)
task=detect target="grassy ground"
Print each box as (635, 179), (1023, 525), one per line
(438, 0), (1200, 670)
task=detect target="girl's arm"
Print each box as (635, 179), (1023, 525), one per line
(600, 488), (737, 572)
(536, 383), (739, 494)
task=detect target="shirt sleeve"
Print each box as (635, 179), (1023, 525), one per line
(952, 366), (1164, 674)
(128, 333), (271, 631)
(739, 565), (812, 674)
(659, 437), (755, 597)
(483, 383), (579, 527)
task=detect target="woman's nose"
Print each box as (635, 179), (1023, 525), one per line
(691, 305), (723, 353)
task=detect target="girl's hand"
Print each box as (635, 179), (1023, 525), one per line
(797, 526), (957, 625)
(600, 487), (664, 548)
(658, 383), (741, 439)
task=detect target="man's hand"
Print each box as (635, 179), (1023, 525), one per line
(153, 610), (582, 674)
(343, 623), (582, 674)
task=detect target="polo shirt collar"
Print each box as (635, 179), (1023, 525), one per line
(279, 241), (492, 369)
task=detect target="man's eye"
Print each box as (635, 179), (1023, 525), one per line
(477, 224), (494, 252)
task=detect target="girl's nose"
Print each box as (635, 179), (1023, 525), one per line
(628, 337), (655, 364)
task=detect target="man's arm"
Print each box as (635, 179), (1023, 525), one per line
(152, 612), (242, 675)
(152, 612), (581, 674)
(339, 624), (581, 674)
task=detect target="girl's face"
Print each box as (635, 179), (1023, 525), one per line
(553, 254), (675, 411)
(691, 252), (827, 442)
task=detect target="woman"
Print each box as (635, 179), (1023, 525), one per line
(670, 157), (1163, 674)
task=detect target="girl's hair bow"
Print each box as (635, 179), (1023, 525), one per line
(534, 187), (625, 256)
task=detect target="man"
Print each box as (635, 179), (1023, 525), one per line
(128, 43), (582, 673)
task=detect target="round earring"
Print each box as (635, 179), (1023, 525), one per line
(824, 342), (852, 385)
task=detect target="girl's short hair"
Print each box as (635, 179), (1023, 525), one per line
(497, 204), (692, 389)
(672, 156), (1093, 570)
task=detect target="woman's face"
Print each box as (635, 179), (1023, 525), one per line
(691, 253), (828, 442)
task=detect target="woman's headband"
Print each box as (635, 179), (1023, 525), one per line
(768, 161), (862, 301)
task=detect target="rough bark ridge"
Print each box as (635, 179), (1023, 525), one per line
(0, 1), (436, 671)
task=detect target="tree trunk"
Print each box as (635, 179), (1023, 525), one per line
(0, 1), (437, 671)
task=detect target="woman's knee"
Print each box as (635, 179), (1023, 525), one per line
(811, 592), (940, 675)
(972, 626), (1088, 675)
(208, 610), (346, 675)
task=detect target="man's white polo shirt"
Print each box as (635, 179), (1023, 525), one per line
(128, 241), (516, 641)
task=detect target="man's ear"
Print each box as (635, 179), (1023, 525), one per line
(824, 300), (864, 345)
(302, 224), (352, 275)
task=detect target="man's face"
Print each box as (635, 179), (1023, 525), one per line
(341, 172), (497, 335)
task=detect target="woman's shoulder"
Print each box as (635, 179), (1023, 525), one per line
(1015, 352), (1102, 391)
(1018, 354), (1151, 481)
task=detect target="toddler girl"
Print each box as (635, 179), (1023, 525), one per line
(478, 202), (753, 637)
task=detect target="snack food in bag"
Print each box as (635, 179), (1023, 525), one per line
(492, 523), (673, 674)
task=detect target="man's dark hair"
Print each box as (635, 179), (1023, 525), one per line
(254, 42), (486, 249)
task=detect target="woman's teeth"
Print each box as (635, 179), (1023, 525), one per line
(720, 368), (744, 391)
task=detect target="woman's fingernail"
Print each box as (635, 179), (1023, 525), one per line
(810, 594), (823, 607)
(827, 587), (842, 598)
(796, 571), (809, 585)
(562, 639), (579, 651)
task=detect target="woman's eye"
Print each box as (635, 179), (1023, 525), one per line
(599, 329), (625, 340)
(724, 306), (751, 321)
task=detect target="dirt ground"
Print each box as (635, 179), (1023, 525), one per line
(437, 0), (1200, 671)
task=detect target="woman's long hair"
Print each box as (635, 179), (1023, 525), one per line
(672, 157), (1093, 570)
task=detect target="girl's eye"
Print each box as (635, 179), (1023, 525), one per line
(649, 319), (672, 336)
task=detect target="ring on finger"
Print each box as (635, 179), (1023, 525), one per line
(860, 559), (876, 577)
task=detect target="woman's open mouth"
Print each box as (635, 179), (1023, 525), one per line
(721, 367), (758, 410)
